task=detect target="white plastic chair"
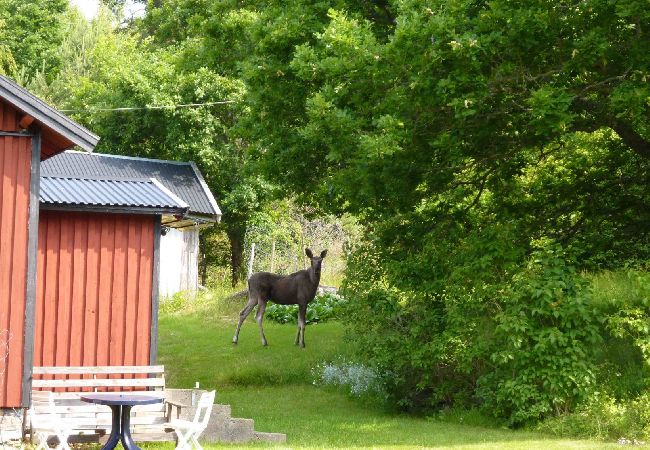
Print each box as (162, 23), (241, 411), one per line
(165, 390), (216, 450)
(29, 391), (72, 450)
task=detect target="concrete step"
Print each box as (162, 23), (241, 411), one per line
(0, 410), (23, 444)
(212, 403), (231, 417)
(221, 418), (255, 443)
(164, 389), (287, 444)
(253, 431), (287, 443)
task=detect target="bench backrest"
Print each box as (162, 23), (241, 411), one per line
(32, 365), (165, 392)
(30, 366), (168, 439)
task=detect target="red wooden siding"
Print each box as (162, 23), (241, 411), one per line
(0, 102), (32, 407)
(34, 211), (155, 390)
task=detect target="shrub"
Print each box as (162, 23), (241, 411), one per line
(159, 291), (193, 314)
(340, 226), (522, 413)
(265, 292), (348, 324)
(478, 244), (601, 426)
(537, 391), (650, 442)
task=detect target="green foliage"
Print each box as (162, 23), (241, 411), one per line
(30, 5), (269, 286)
(588, 270), (650, 401)
(600, 271), (650, 364)
(265, 292), (348, 325)
(0, 18), (16, 77)
(0, 0), (68, 81)
(479, 244), (600, 425)
(227, 0), (650, 224)
(537, 391), (650, 442)
(184, 0), (650, 425)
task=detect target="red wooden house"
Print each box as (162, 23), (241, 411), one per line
(0, 75), (208, 409)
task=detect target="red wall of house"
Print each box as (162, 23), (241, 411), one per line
(0, 102), (32, 407)
(33, 211), (155, 386)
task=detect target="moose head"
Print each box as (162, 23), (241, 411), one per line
(305, 248), (327, 277)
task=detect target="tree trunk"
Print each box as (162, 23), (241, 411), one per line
(228, 229), (245, 287)
(199, 251), (208, 287)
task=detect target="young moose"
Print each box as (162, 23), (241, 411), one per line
(233, 248), (328, 348)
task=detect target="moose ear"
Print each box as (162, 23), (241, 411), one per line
(320, 250), (328, 258)
(305, 248), (313, 258)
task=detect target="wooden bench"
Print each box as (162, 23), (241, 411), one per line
(28, 365), (184, 443)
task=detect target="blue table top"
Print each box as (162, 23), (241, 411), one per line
(80, 393), (163, 406)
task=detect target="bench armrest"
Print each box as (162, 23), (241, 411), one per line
(165, 400), (187, 420)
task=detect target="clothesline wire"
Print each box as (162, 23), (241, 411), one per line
(60, 100), (237, 113)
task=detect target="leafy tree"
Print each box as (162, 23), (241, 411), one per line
(0, 0), (68, 81)
(0, 18), (16, 76)
(34, 6), (264, 285)
(234, 0), (648, 219)
(190, 0), (650, 421)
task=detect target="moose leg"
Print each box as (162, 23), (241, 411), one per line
(233, 294), (257, 344)
(255, 300), (268, 346)
(297, 304), (307, 348)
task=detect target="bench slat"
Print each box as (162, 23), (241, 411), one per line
(33, 366), (165, 375)
(32, 392), (165, 400)
(33, 378), (165, 388)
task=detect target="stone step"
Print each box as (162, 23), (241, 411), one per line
(0, 410), (23, 443)
(212, 403), (231, 417)
(221, 418), (255, 443)
(253, 431), (287, 443)
(163, 389), (287, 444)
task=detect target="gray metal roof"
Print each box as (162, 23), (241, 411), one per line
(0, 76), (99, 152)
(40, 176), (189, 215)
(41, 151), (221, 221)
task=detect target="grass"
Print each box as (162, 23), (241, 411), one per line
(155, 290), (625, 449)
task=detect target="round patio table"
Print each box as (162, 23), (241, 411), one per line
(80, 393), (163, 450)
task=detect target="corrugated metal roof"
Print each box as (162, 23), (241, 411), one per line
(40, 176), (189, 213)
(41, 151), (220, 220)
(0, 76), (99, 152)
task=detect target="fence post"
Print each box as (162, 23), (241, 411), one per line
(270, 240), (276, 273)
(247, 242), (256, 280)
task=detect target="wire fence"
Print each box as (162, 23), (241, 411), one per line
(243, 213), (352, 287)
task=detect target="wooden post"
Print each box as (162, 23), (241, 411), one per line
(270, 240), (276, 273)
(247, 242), (256, 280)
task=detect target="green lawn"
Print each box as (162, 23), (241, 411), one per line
(156, 298), (623, 449)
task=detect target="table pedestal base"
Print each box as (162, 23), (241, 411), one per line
(101, 405), (140, 450)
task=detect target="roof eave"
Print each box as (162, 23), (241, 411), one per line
(40, 202), (189, 216)
(189, 162), (222, 216)
(161, 212), (220, 229)
(0, 76), (100, 152)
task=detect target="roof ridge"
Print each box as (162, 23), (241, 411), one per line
(42, 174), (161, 183)
(62, 149), (193, 166)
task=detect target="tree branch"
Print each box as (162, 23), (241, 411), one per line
(610, 119), (650, 159)
(572, 97), (650, 159)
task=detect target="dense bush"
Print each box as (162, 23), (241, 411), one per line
(534, 270), (650, 440)
(343, 236), (647, 426)
(265, 292), (347, 324)
(536, 392), (650, 442)
(478, 246), (600, 425)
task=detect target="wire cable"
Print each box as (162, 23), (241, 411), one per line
(60, 100), (236, 113)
